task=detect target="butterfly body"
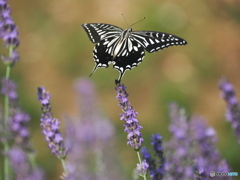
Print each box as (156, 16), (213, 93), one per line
(82, 23), (187, 82)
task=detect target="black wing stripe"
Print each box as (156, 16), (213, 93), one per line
(82, 23), (123, 43)
(131, 31), (187, 53)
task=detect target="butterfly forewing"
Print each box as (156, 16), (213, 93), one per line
(82, 23), (123, 43)
(131, 31), (187, 53)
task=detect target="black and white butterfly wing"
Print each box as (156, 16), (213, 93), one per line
(90, 39), (114, 76)
(131, 31), (187, 53)
(113, 40), (145, 81)
(91, 36), (145, 81)
(82, 23), (123, 43)
(82, 23), (188, 82)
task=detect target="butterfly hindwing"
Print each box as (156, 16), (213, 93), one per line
(131, 31), (187, 53)
(92, 36), (145, 80)
(92, 39), (113, 71)
(113, 40), (145, 81)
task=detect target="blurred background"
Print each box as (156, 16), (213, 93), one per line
(0, 0), (240, 179)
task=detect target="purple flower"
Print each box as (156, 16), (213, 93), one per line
(141, 134), (164, 180)
(72, 78), (115, 143)
(37, 87), (66, 159)
(1, 50), (19, 65)
(1, 78), (32, 150)
(219, 79), (238, 106)
(74, 77), (96, 116)
(164, 103), (230, 180)
(190, 117), (230, 177)
(8, 146), (44, 180)
(64, 78), (119, 180)
(0, 0), (20, 65)
(1, 78), (18, 101)
(141, 147), (157, 179)
(164, 103), (203, 179)
(219, 78), (240, 143)
(136, 159), (149, 177)
(151, 134), (164, 178)
(115, 81), (143, 151)
(9, 111), (32, 150)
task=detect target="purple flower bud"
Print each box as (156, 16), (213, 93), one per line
(0, 9), (19, 48)
(151, 134), (163, 156)
(37, 87), (66, 159)
(0, 0), (8, 14)
(219, 79), (240, 143)
(136, 159), (149, 177)
(164, 104), (204, 179)
(115, 82), (143, 151)
(151, 134), (164, 177)
(0, 0), (20, 66)
(141, 147), (157, 178)
(1, 49), (19, 65)
(141, 134), (164, 180)
(64, 78), (117, 180)
(1, 78), (17, 101)
(164, 103), (230, 179)
(2, 24), (19, 47)
(9, 111), (32, 150)
(37, 86), (51, 105)
(190, 117), (230, 176)
(8, 147), (44, 180)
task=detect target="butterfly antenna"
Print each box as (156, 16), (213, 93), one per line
(122, 14), (129, 28)
(130, 17), (146, 28)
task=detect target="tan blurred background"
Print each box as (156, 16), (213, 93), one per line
(1, 0), (240, 179)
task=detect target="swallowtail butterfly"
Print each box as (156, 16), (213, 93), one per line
(82, 23), (187, 82)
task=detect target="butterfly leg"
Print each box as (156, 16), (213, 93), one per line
(117, 71), (124, 83)
(89, 64), (99, 77)
(115, 67), (127, 83)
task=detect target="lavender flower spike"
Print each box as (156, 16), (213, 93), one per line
(151, 134), (164, 178)
(1, 78), (18, 101)
(219, 79), (240, 143)
(115, 81), (144, 150)
(37, 87), (66, 159)
(0, 0), (20, 65)
(9, 111), (32, 150)
(141, 134), (164, 180)
(141, 147), (157, 178)
(9, 147), (44, 180)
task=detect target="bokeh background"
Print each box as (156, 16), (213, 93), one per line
(1, 0), (240, 179)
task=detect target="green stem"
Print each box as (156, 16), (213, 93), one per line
(4, 66), (10, 126)
(28, 153), (37, 170)
(137, 151), (147, 180)
(3, 46), (13, 180)
(3, 141), (9, 180)
(60, 158), (68, 176)
(137, 151), (142, 164)
(3, 46), (12, 126)
(3, 65), (11, 180)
